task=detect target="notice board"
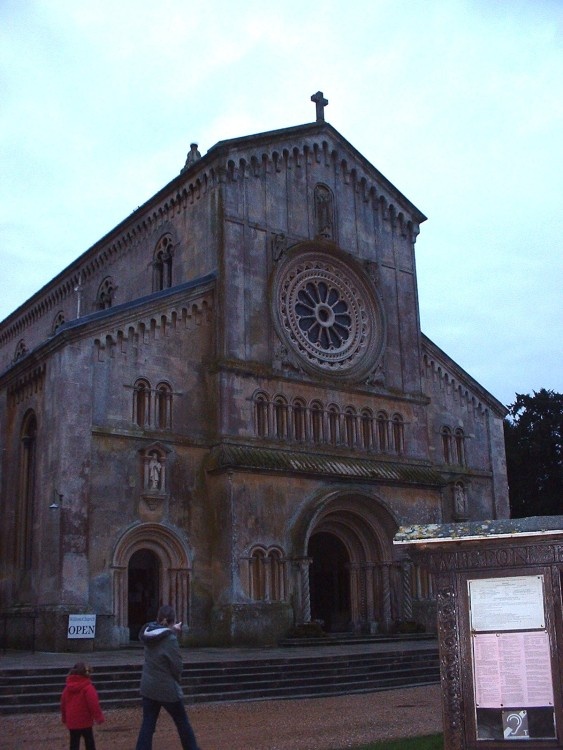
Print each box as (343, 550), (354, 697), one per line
(468, 575), (556, 741)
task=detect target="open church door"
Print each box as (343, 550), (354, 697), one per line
(308, 532), (351, 632)
(128, 549), (160, 641)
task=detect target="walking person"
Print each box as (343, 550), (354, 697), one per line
(135, 604), (200, 750)
(61, 662), (105, 750)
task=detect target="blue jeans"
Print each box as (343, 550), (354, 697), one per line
(135, 696), (199, 750)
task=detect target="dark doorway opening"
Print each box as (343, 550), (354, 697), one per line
(308, 532), (351, 632)
(128, 549), (160, 641)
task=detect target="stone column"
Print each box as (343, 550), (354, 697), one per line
(402, 559), (413, 621)
(364, 563), (377, 630)
(264, 554), (272, 602)
(348, 562), (363, 631)
(295, 558), (312, 623)
(381, 562), (392, 632)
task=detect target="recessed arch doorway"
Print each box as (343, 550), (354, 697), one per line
(112, 523), (192, 646)
(300, 493), (401, 633)
(128, 549), (160, 640)
(308, 531), (351, 631)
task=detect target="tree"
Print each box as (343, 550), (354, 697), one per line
(504, 389), (563, 518)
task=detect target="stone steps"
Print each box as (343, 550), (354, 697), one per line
(0, 647), (440, 715)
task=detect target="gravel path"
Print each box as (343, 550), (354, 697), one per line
(0, 685), (442, 749)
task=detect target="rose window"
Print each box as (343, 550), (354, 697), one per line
(296, 280), (352, 350)
(272, 246), (385, 381)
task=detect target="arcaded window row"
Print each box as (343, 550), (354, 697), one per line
(253, 392), (405, 454)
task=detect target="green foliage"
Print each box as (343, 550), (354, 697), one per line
(504, 389), (562, 517)
(347, 735), (443, 750)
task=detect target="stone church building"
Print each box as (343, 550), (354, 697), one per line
(0, 94), (509, 650)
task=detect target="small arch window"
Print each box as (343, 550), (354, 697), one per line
(441, 426), (452, 463)
(155, 382), (172, 430)
(377, 412), (388, 451)
(255, 393), (269, 438)
(52, 311), (65, 335)
(248, 546), (285, 601)
(392, 414), (404, 454)
(18, 410), (37, 570)
(96, 277), (115, 310)
(153, 235), (174, 291)
(328, 405), (340, 446)
(310, 402), (324, 444)
(249, 548), (266, 600)
(454, 428), (465, 465)
(344, 407), (357, 448)
(360, 409), (374, 450)
(273, 397), (288, 440)
(134, 379), (151, 428)
(292, 399), (307, 442)
(412, 563), (434, 600)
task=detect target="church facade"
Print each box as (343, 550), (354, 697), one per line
(0, 96), (509, 650)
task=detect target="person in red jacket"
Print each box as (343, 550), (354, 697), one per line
(61, 662), (105, 750)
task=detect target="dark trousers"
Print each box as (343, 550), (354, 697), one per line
(69, 726), (96, 750)
(135, 695), (199, 750)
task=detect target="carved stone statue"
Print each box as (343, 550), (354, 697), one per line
(454, 482), (467, 518)
(314, 185), (334, 239)
(148, 452), (162, 490)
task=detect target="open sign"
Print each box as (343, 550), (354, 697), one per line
(67, 614), (96, 639)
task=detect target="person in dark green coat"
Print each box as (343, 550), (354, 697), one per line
(135, 605), (200, 750)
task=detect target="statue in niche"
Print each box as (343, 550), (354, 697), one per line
(314, 184), (334, 240)
(148, 452), (162, 490)
(454, 482), (467, 518)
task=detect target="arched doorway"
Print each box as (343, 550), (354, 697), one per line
(308, 532), (351, 631)
(128, 549), (160, 640)
(112, 523), (192, 646)
(297, 492), (401, 633)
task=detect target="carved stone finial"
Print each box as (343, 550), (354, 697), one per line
(311, 91), (328, 122)
(181, 143), (201, 173)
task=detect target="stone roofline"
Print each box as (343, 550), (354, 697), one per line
(1, 120), (425, 344)
(0, 274), (216, 386)
(421, 332), (508, 418)
(207, 120), (427, 224)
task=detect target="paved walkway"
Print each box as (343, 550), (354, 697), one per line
(0, 638), (438, 671)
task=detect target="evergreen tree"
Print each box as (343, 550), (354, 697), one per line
(504, 389), (563, 517)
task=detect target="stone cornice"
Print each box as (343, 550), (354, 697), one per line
(0, 276), (215, 386)
(421, 333), (507, 418)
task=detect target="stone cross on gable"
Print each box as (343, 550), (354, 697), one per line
(311, 91), (328, 121)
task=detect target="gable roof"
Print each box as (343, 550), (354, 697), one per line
(206, 120), (427, 224)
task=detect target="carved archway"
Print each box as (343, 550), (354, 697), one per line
(112, 523), (192, 641)
(295, 491), (403, 633)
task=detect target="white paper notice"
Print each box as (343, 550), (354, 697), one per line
(468, 576), (545, 631)
(473, 631), (554, 708)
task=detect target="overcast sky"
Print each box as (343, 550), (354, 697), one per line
(1, 0), (561, 408)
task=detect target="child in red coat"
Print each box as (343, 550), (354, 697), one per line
(61, 662), (105, 750)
